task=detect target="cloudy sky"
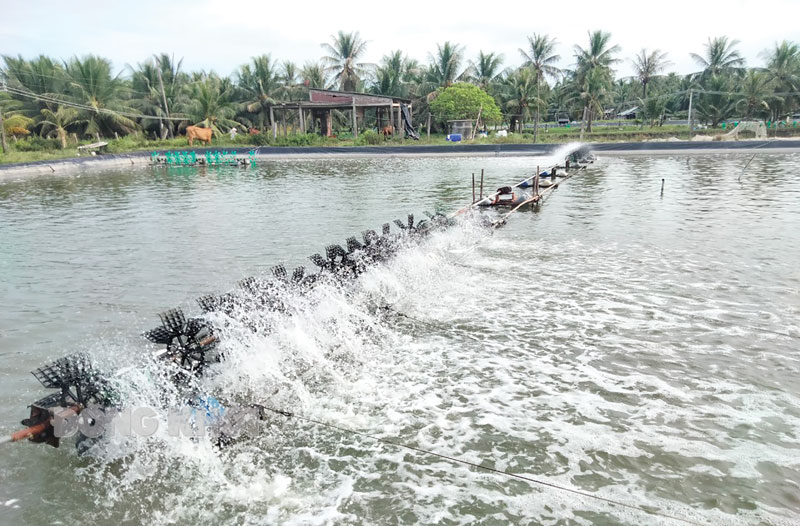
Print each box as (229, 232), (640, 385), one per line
(2, 0), (796, 80)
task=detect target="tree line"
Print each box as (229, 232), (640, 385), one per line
(1, 31), (799, 148)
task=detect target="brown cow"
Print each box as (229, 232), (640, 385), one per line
(381, 125), (393, 138)
(248, 127), (260, 135)
(186, 125), (213, 146)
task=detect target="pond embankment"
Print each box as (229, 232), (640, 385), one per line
(1, 140), (799, 180)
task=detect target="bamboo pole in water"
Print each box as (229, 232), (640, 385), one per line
(472, 173), (476, 203)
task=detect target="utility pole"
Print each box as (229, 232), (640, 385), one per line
(687, 89), (693, 140)
(157, 69), (173, 139)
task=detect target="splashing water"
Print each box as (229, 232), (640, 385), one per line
(1, 153), (798, 525)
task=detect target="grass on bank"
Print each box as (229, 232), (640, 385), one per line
(3, 124), (799, 165)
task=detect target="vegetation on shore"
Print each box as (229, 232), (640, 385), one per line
(1, 32), (799, 165)
(6, 124), (800, 165)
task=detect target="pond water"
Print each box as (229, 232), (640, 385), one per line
(0, 152), (798, 525)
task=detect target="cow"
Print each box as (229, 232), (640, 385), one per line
(185, 125), (213, 146)
(381, 125), (393, 139)
(249, 127), (260, 135)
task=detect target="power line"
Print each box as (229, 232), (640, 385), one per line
(612, 89), (800, 113)
(0, 68), (171, 98)
(2, 85), (188, 122)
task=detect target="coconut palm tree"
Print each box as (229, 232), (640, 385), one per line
(39, 106), (87, 148)
(152, 53), (186, 137)
(763, 40), (800, 120)
(502, 68), (541, 133)
(468, 51), (505, 91)
(574, 31), (619, 132)
(63, 55), (138, 137)
(301, 61), (330, 90)
(129, 60), (167, 137)
(237, 55), (280, 132)
(690, 36), (744, 77)
(321, 31), (370, 92)
(427, 42), (466, 89)
(0, 92), (30, 151)
(130, 54), (187, 138)
(184, 73), (242, 135)
(574, 31), (620, 80)
(631, 48), (670, 97)
(2, 54), (64, 96)
(695, 74), (736, 127)
(520, 34), (561, 141)
(279, 61), (303, 101)
(372, 50), (408, 97)
(736, 70), (772, 119)
(2, 54), (67, 134)
(611, 77), (638, 108)
(582, 69), (611, 132)
(637, 94), (667, 127)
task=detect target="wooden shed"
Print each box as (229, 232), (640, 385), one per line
(270, 89), (413, 139)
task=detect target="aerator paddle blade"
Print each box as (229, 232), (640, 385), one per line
(362, 230), (378, 244)
(145, 308), (186, 343)
(31, 392), (63, 410)
(326, 244), (347, 261)
(158, 308), (187, 334)
(239, 277), (260, 295)
(382, 223), (391, 235)
(197, 295), (219, 313)
(424, 211), (435, 219)
(197, 293), (236, 314)
(309, 253), (327, 269)
(291, 266), (305, 282)
(408, 214), (414, 229)
(32, 353), (94, 390)
(346, 236), (363, 253)
(393, 219), (406, 230)
(145, 326), (175, 344)
(30, 353), (114, 409)
(271, 265), (288, 281)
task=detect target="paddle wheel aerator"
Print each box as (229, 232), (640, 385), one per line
(17, 353), (115, 448)
(144, 308), (219, 376)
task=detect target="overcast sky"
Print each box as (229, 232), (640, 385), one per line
(2, 0), (797, 81)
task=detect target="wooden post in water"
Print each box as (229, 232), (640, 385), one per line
(479, 169), (484, 200)
(661, 178), (665, 196)
(472, 173), (476, 203)
(534, 165), (540, 197)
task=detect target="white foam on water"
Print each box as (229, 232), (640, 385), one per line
(45, 204), (798, 525)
